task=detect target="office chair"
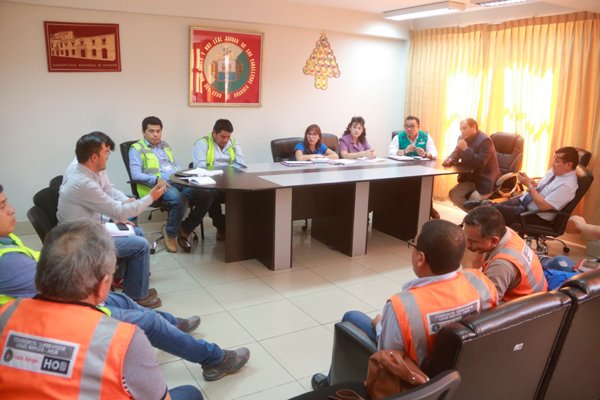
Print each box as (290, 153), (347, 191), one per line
(321, 133), (340, 156)
(27, 205), (54, 243)
(489, 132), (524, 198)
(289, 370), (461, 400)
(270, 137), (302, 161)
(510, 165), (594, 254)
(26, 177), (63, 242)
(119, 141), (202, 254)
(575, 147), (592, 167)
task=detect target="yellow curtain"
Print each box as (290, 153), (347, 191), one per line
(406, 12), (600, 223)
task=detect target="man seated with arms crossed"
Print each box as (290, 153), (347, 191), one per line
(0, 184), (250, 382)
(462, 206), (547, 302)
(467, 147), (580, 227)
(58, 132), (164, 308)
(311, 219), (498, 390)
(443, 118), (500, 210)
(129, 116), (215, 252)
(192, 119), (246, 241)
(0, 219), (202, 399)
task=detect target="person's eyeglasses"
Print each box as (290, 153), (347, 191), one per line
(306, 133), (320, 137)
(404, 124), (419, 129)
(407, 238), (417, 250)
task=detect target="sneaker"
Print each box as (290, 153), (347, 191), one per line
(176, 316), (201, 333)
(202, 347), (250, 381)
(162, 225), (177, 253)
(311, 373), (330, 390)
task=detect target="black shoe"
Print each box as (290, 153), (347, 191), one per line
(176, 316), (201, 333)
(463, 200), (483, 211)
(202, 347), (250, 381)
(311, 373), (330, 391)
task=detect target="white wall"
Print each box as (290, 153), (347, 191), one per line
(0, 1), (408, 224)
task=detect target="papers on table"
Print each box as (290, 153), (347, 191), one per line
(281, 159), (357, 167)
(388, 155), (428, 162)
(358, 157), (387, 162)
(179, 176), (216, 186)
(281, 160), (313, 166)
(180, 167), (223, 177)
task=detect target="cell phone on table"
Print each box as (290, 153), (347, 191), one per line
(115, 222), (129, 231)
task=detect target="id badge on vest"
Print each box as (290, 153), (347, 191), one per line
(1, 330), (79, 378)
(425, 300), (479, 333)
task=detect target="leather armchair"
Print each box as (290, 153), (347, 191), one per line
(329, 321), (378, 385)
(270, 137), (302, 161)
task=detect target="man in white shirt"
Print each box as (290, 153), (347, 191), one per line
(192, 119), (246, 240)
(467, 146), (579, 226)
(387, 115), (438, 160)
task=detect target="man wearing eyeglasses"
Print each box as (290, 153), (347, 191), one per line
(311, 219), (498, 391)
(443, 118), (500, 211)
(388, 115), (440, 218)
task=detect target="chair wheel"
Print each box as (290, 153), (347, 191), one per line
(563, 247), (570, 254)
(301, 225), (308, 231)
(150, 248), (156, 255)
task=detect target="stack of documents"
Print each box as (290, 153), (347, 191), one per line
(281, 159), (357, 166)
(388, 155), (428, 161)
(177, 167), (222, 185)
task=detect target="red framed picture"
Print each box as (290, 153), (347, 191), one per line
(44, 21), (121, 72)
(189, 27), (263, 106)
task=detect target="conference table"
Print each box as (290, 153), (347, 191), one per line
(171, 159), (469, 270)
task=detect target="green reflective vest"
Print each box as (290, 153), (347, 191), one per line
(0, 234), (111, 316)
(398, 131), (429, 156)
(131, 139), (174, 197)
(203, 135), (236, 166)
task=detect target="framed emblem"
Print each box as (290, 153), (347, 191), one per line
(189, 27), (263, 106)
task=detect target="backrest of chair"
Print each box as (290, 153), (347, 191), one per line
(119, 140), (140, 198)
(538, 269), (600, 400)
(491, 132), (524, 175)
(575, 147), (591, 167)
(270, 137), (302, 162)
(27, 205), (54, 243)
(385, 370), (461, 400)
(424, 291), (572, 400)
(322, 133), (339, 155)
(330, 321), (378, 385)
(32, 186), (60, 229)
(547, 166), (594, 233)
(48, 175), (63, 189)
(392, 131), (401, 140)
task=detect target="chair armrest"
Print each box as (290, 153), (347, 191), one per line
(518, 209), (570, 231)
(329, 321), (378, 385)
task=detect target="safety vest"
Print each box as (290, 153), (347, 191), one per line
(131, 139), (175, 197)
(203, 135), (236, 166)
(0, 234), (40, 306)
(389, 269), (498, 365)
(483, 229), (547, 302)
(0, 235), (112, 316)
(398, 131), (428, 156)
(0, 298), (136, 399)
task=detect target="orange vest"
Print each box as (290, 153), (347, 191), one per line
(0, 298), (136, 399)
(389, 270), (498, 365)
(483, 229), (547, 302)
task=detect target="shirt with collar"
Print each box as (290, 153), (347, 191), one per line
(339, 134), (372, 154)
(520, 168), (578, 220)
(128, 139), (181, 186)
(192, 136), (246, 168)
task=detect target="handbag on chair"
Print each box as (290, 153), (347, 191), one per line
(364, 350), (429, 400)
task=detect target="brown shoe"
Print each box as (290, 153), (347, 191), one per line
(430, 207), (440, 219)
(177, 228), (192, 252)
(136, 295), (162, 309)
(162, 225), (177, 253)
(216, 230), (225, 241)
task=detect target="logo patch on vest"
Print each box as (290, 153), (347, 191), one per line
(521, 244), (534, 265)
(426, 300), (479, 334)
(0, 331), (79, 378)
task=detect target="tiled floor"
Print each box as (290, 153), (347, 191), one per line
(18, 201), (587, 400)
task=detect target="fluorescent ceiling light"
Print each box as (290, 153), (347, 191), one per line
(383, 1), (466, 21)
(473, 0), (528, 6)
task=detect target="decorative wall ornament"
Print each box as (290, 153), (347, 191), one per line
(189, 27), (263, 106)
(44, 21), (121, 72)
(303, 32), (341, 90)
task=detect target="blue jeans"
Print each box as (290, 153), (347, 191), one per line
(169, 385), (203, 400)
(105, 292), (224, 366)
(114, 227), (150, 300)
(163, 183), (215, 237)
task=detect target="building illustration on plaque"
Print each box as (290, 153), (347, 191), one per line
(48, 31), (117, 61)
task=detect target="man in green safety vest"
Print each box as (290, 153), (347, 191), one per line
(129, 116), (216, 251)
(192, 119), (246, 241)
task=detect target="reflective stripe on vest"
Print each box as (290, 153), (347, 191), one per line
(204, 135), (236, 166)
(484, 230), (547, 301)
(389, 270), (498, 365)
(131, 139), (174, 198)
(0, 234), (40, 306)
(0, 298), (135, 399)
(398, 131), (428, 157)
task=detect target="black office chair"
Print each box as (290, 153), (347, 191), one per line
(490, 132), (524, 198)
(575, 147), (592, 167)
(322, 133), (340, 156)
(270, 137), (302, 162)
(289, 370), (461, 400)
(510, 165), (594, 254)
(119, 141), (202, 254)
